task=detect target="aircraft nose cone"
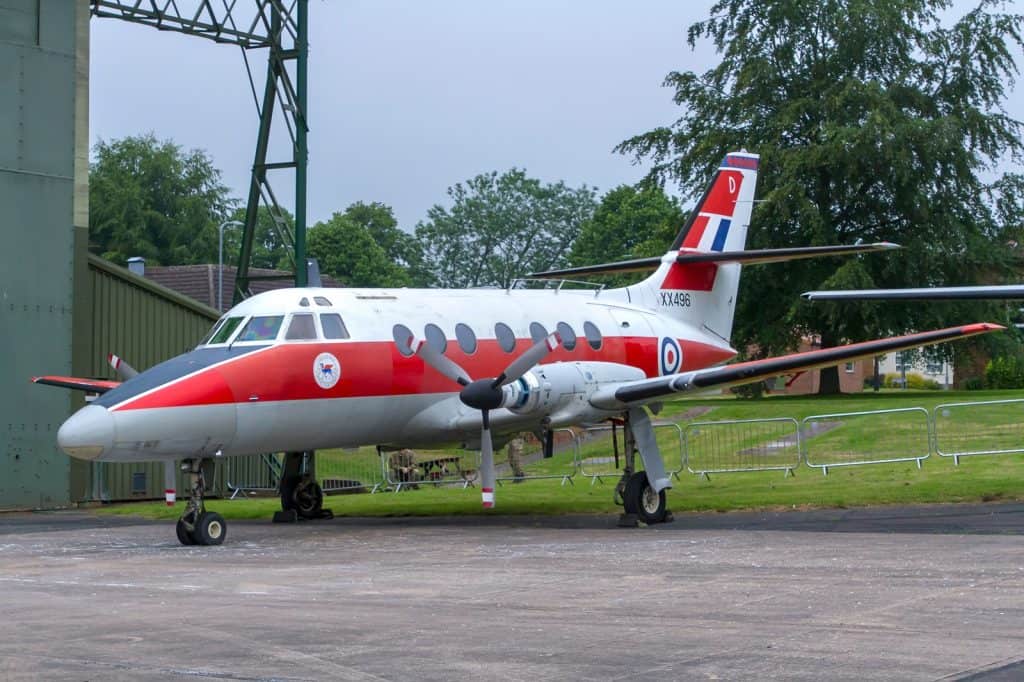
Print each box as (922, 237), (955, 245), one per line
(57, 404), (115, 460)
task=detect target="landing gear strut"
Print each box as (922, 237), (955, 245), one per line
(275, 451), (332, 522)
(176, 458), (226, 546)
(615, 411), (671, 526)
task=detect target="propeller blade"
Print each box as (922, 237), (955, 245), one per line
(492, 332), (560, 387)
(414, 339), (471, 386)
(107, 353), (139, 380)
(480, 410), (495, 508)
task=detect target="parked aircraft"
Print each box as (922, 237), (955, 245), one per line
(36, 152), (1003, 545)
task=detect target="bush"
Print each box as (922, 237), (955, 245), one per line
(985, 356), (1024, 389)
(963, 376), (986, 391)
(730, 381), (766, 399)
(882, 372), (941, 390)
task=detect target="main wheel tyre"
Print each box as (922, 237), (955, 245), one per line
(623, 471), (667, 524)
(176, 518), (197, 546)
(194, 511), (227, 546)
(292, 478), (324, 519)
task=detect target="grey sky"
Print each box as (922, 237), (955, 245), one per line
(89, 1), (1022, 231)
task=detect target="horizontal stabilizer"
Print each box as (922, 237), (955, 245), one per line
(32, 376), (121, 394)
(592, 322), (1002, 407)
(529, 243), (898, 279)
(803, 285), (1024, 301)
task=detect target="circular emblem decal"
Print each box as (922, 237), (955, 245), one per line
(660, 337), (682, 375)
(313, 352), (341, 389)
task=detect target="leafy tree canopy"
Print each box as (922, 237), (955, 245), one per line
(307, 210), (410, 288)
(414, 169), (598, 289)
(569, 184), (685, 287)
(617, 0), (1024, 392)
(89, 133), (235, 265)
(341, 201), (429, 285)
(222, 205), (294, 271)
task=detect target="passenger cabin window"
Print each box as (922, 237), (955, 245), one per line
(557, 322), (577, 351)
(583, 321), (602, 350)
(530, 322), (548, 343)
(393, 324), (415, 356)
(321, 313), (350, 340)
(424, 323), (447, 353)
(495, 322), (516, 353)
(285, 313), (318, 340)
(455, 323), (477, 354)
(236, 315), (284, 342)
(314, 296), (332, 307)
(209, 316), (244, 344)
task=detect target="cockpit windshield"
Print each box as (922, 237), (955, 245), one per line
(235, 315), (285, 342)
(208, 316), (245, 344)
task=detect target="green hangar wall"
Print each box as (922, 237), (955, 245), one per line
(1, 3), (273, 508)
(0, 1), (86, 510)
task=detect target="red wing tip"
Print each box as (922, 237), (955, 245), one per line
(963, 323), (1006, 333)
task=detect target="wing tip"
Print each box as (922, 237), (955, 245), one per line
(963, 322), (1006, 334)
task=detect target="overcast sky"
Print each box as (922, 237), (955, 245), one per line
(89, 1), (1022, 231)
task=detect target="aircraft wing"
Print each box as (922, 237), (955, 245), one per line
(803, 285), (1024, 300)
(591, 323), (1002, 408)
(32, 376), (121, 394)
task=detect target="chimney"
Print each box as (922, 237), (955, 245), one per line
(127, 257), (145, 276)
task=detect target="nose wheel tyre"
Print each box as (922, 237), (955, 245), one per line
(176, 518), (197, 546)
(194, 511), (227, 546)
(622, 471), (667, 525)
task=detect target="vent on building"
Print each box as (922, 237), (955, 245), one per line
(131, 472), (148, 495)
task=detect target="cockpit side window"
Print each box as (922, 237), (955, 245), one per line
(314, 296), (332, 307)
(199, 316), (228, 345)
(209, 316), (245, 344)
(285, 313), (318, 340)
(320, 313), (350, 340)
(236, 315), (285, 342)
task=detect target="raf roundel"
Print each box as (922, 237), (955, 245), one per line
(660, 337), (682, 376)
(313, 352), (341, 389)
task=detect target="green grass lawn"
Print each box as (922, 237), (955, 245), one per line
(98, 388), (1024, 520)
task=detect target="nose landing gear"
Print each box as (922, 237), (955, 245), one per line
(176, 458), (226, 546)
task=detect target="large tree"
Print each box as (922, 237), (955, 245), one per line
(341, 201), (429, 285)
(569, 184), (685, 288)
(617, 0), (1024, 392)
(307, 212), (410, 288)
(415, 169), (598, 288)
(89, 133), (235, 265)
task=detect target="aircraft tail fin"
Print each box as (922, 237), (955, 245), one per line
(637, 151), (760, 343)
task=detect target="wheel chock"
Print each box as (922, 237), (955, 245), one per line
(617, 512), (640, 528)
(273, 509), (299, 523)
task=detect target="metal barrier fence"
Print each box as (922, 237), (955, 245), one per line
(933, 398), (1024, 465)
(318, 448), (387, 494)
(801, 407), (931, 475)
(226, 453), (281, 499)
(496, 428), (579, 486)
(382, 448), (479, 492)
(577, 421), (685, 485)
(684, 417), (800, 478)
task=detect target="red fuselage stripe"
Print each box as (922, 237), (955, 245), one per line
(111, 336), (735, 411)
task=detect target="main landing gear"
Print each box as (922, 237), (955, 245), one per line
(176, 458), (226, 546)
(275, 451), (333, 523)
(613, 410), (672, 527)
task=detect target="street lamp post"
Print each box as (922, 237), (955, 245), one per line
(218, 220), (243, 312)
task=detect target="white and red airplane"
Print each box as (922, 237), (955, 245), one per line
(36, 152), (1003, 545)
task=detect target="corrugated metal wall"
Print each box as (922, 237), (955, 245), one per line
(79, 256), (276, 502)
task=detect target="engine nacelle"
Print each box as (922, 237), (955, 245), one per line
(499, 362), (646, 424)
